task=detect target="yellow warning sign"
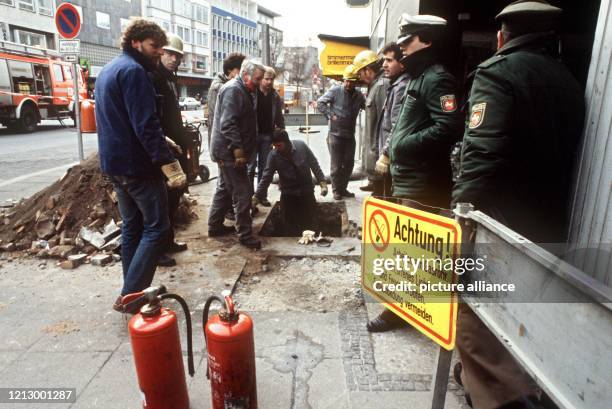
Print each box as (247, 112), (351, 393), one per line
(362, 197), (461, 350)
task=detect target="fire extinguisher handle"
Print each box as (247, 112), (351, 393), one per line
(224, 294), (235, 316)
(159, 293), (195, 377)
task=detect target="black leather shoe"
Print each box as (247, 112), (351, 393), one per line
(341, 190), (355, 198)
(366, 310), (408, 332)
(260, 199), (272, 207)
(208, 225), (236, 237)
(157, 254), (176, 267)
(167, 241), (188, 252)
(240, 237), (261, 249)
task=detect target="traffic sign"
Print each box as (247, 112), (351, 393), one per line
(59, 39), (80, 54)
(55, 3), (81, 39)
(362, 197), (462, 350)
(63, 54), (78, 62)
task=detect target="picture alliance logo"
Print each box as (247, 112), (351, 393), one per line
(371, 254), (488, 276)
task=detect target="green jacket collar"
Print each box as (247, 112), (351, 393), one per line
(496, 31), (557, 57)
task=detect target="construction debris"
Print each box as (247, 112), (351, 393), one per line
(0, 154), (197, 270)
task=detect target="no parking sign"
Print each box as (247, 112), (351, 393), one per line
(55, 3), (81, 39)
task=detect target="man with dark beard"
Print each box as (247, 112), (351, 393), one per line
(95, 18), (186, 311)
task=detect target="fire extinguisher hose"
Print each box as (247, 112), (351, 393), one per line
(202, 295), (226, 380)
(160, 293), (195, 377)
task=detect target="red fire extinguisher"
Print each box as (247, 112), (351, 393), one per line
(203, 293), (257, 409)
(123, 285), (195, 409)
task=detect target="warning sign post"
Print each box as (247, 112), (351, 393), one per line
(361, 197), (462, 350)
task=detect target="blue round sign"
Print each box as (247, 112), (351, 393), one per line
(55, 3), (81, 39)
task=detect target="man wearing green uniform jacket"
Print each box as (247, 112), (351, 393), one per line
(452, 2), (584, 408)
(367, 14), (464, 333)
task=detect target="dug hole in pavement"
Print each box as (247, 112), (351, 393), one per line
(0, 127), (469, 409)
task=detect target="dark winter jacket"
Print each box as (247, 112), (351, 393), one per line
(95, 49), (174, 178)
(255, 140), (325, 198)
(257, 88), (285, 137)
(210, 76), (257, 163)
(452, 32), (584, 242)
(363, 72), (388, 177)
(151, 64), (188, 148)
(388, 48), (463, 206)
(379, 71), (410, 157)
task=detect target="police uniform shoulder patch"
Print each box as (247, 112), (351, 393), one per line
(477, 55), (506, 69)
(469, 102), (487, 129)
(440, 95), (457, 112)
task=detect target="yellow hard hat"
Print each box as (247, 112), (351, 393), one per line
(343, 64), (358, 81)
(352, 50), (379, 73)
(164, 33), (184, 55)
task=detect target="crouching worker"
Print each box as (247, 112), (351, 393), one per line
(252, 129), (328, 236)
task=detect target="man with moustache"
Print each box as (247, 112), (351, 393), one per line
(208, 60), (265, 249)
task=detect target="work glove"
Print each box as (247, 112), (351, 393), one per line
(375, 154), (390, 175)
(165, 137), (183, 155)
(251, 195), (260, 208)
(298, 230), (316, 245)
(161, 160), (187, 189)
(233, 148), (247, 168)
(319, 181), (328, 197)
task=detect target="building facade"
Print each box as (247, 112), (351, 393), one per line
(68, 0), (142, 93)
(0, 0), (57, 50)
(209, 0), (257, 77)
(143, 0), (212, 98)
(256, 5), (282, 70)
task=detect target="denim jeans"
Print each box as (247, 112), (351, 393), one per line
(110, 175), (170, 295)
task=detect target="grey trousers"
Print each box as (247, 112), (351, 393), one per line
(208, 164), (253, 240)
(327, 134), (355, 193)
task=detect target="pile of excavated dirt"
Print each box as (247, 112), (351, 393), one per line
(0, 154), (197, 268)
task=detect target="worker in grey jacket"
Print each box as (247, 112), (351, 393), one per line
(352, 50), (388, 195)
(208, 60), (265, 249)
(206, 53), (245, 148)
(316, 65), (365, 200)
(253, 129), (328, 236)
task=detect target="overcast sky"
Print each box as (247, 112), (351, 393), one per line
(257, 0), (372, 48)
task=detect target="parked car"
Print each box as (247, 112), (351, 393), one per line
(179, 97), (201, 110)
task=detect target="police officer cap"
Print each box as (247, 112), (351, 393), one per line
(396, 14), (447, 45)
(496, 0), (562, 22)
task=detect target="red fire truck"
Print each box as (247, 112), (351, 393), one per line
(0, 40), (87, 132)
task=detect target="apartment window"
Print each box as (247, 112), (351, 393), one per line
(158, 19), (171, 32)
(194, 55), (207, 71)
(37, 0), (52, 15)
(174, 0), (191, 17)
(16, 30), (45, 47)
(179, 52), (189, 70)
(149, 0), (171, 11)
(192, 4), (208, 24)
(96, 12), (110, 29)
(18, 0), (34, 12)
(120, 18), (130, 33)
(0, 0), (14, 6)
(176, 25), (191, 44)
(195, 30), (208, 47)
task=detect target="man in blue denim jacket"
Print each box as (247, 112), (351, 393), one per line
(95, 19), (186, 311)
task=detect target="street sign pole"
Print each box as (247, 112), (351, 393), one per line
(72, 62), (83, 161)
(55, 2), (83, 161)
